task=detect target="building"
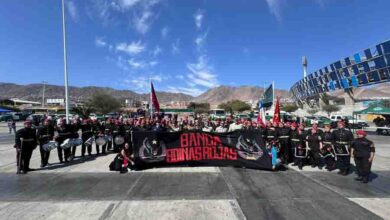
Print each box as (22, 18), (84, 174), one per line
(290, 40), (390, 102)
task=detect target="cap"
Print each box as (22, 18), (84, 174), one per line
(291, 122), (297, 127)
(356, 130), (367, 136)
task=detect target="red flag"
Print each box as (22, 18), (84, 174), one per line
(273, 97), (280, 124)
(150, 82), (160, 113)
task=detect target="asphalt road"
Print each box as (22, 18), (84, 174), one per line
(0, 132), (389, 220)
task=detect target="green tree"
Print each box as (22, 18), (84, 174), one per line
(187, 102), (210, 115)
(218, 100), (251, 113)
(281, 104), (298, 113)
(72, 105), (95, 119)
(88, 92), (122, 114)
(322, 104), (340, 117)
(307, 108), (319, 116)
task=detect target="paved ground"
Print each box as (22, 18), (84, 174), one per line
(0, 125), (389, 220)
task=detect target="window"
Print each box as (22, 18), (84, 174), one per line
(379, 69), (389, 80)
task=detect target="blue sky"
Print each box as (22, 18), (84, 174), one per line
(0, 0), (390, 96)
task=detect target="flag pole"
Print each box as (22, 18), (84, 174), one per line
(150, 78), (152, 118)
(272, 81), (275, 107)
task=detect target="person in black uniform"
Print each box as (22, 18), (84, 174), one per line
(95, 121), (107, 155)
(37, 119), (55, 167)
(278, 122), (291, 164)
(15, 120), (37, 174)
(70, 119), (80, 159)
(265, 122), (279, 149)
(290, 122), (300, 166)
(306, 124), (323, 169)
(56, 119), (72, 163)
(351, 130), (375, 183)
(332, 120), (354, 175)
(81, 119), (94, 157)
(112, 120), (125, 153)
(105, 119), (114, 151)
(321, 124), (336, 171)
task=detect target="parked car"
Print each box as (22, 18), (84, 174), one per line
(209, 109), (226, 121)
(0, 114), (13, 122)
(235, 113), (251, 120)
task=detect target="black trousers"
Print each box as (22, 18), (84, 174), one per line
(16, 147), (33, 172)
(336, 155), (351, 172)
(81, 141), (92, 156)
(96, 143), (106, 154)
(57, 140), (71, 162)
(354, 157), (371, 177)
(39, 144), (50, 166)
(279, 140), (292, 163)
(308, 150), (321, 167)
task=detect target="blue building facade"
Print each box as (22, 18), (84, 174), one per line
(290, 40), (390, 100)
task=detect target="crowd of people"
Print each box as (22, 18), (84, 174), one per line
(13, 114), (375, 183)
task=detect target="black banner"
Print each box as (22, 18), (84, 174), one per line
(132, 130), (273, 170)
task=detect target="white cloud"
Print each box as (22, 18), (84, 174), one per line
(152, 45), (162, 56)
(194, 9), (204, 29)
(186, 56), (218, 88)
(195, 31), (208, 51)
(124, 74), (163, 92)
(66, 1), (78, 22)
(149, 61), (159, 67)
(116, 41), (145, 55)
(175, 75), (184, 80)
(171, 39), (180, 55)
(119, 0), (141, 8)
(95, 37), (107, 47)
(265, 0), (283, 22)
(167, 86), (204, 96)
(161, 27), (169, 39)
(134, 10), (153, 34)
(128, 58), (145, 69)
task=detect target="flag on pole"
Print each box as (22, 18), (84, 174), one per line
(150, 82), (160, 115)
(257, 100), (266, 127)
(272, 97), (280, 124)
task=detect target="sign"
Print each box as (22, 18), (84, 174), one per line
(131, 130), (273, 170)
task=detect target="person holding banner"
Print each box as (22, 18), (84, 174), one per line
(278, 122), (291, 164)
(351, 130), (375, 183)
(332, 120), (354, 175)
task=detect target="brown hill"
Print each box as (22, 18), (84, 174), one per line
(193, 86), (290, 104)
(0, 82), (193, 104)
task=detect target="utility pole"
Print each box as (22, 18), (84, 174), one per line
(61, 0), (70, 123)
(42, 81), (47, 108)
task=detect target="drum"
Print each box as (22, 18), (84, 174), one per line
(114, 136), (125, 145)
(42, 141), (58, 152)
(96, 136), (107, 146)
(60, 138), (72, 149)
(294, 145), (308, 158)
(84, 137), (94, 146)
(70, 138), (83, 147)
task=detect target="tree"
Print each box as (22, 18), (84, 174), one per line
(307, 108), (319, 116)
(187, 102), (210, 115)
(88, 92), (122, 114)
(72, 105), (95, 119)
(322, 104), (340, 117)
(218, 100), (251, 113)
(281, 104), (298, 113)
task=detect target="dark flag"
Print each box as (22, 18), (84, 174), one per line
(150, 82), (160, 113)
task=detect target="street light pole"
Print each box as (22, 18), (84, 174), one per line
(42, 81), (47, 108)
(61, 0), (70, 123)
